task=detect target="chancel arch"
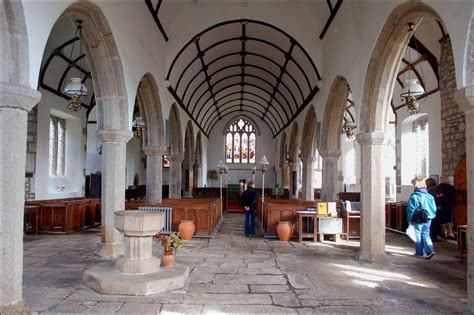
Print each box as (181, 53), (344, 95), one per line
(136, 73), (166, 204)
(169, 103), (183, 198)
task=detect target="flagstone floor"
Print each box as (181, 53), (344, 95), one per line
(23, 213), (467, 314)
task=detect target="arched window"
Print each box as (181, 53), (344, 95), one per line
(225, 118), (256, 164)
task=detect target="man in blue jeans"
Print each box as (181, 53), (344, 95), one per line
(407, 179), (437, 259)
(241, 180), (258, 237)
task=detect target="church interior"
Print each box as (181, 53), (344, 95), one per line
(2, 0), (474, 313)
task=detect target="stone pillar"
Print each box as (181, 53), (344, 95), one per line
(143, 146), (166, 205)
(183, 160), (193, 197)
(355, 132), (388, 264)
(439, 36), (465, 175)
(97, 129), (133, 259)
(454, 86), (474, 312)
(193, 163), (201, 188)
(0, 83), (41, 313)
(290, 162), (299, 199)
(282, 162), (290, 189)
(169, 155), (182, 199)
(320, 150), (341, 202)
(301, 156), (315, 201)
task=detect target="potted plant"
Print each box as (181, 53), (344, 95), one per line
(276, 218), (293, 241)
(179, 219), (195, 240)
(160, 232), (184, 268)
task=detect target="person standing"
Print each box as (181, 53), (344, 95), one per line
(438, 175), (456, 239)
(425, 178), (443, 241)
(241, 180), (258, 237)
(407, 179), (437, 259)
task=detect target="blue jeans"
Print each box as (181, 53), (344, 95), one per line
(245, 209), (255, 235)
(414, 219), (434, 256)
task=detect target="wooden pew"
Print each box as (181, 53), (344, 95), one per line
(39, 200), (85, 234)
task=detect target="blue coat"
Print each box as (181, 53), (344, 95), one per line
(407, 189), (437, 222)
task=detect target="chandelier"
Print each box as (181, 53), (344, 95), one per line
(342, 89), (357, 139)
(400, 22), (426, 115)
(63, 20), (88, 112)
(132, 116), (145, 137)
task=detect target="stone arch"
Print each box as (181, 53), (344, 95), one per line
(194, 131), (203, 188)
(279, 132), (288, 168)
(169, 103), (183, 198)
(321, 76), (350, 152)
(359, 2), (443, 133)
(1, 1), (41, 312)
(300, 106), (318, 159)
(136, 73), (165, 148)
(62, 2), (129, 131)
(356, 2), (447, 264)
(288, 122), (300, 198)
(300, 106), (318, 201)
(183, 121), (195, 196)
(169, 103), (183, 156)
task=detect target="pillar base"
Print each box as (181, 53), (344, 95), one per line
(354, 249), (389, 265)
(116, 256), (160, 274)
(83, 261), (189, 295)
(0, 300), (31, 315)
(98, 243), (124, 259)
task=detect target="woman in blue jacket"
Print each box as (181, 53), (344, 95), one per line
(407, 179), (437, 259)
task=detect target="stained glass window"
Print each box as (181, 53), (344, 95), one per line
(225, 118), (257, 164)
(49, 115), (66, 176)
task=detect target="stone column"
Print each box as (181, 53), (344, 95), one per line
(143, 146), (167, 205)
(182, 160), (193, 197)
(454, 86), (474, 312)
(355, 132), (388, 264)
(320, 150), (341, 202)
(169, 155), (182, 199)
(0, 83), (41, 313)
(193, 163), (201, 188)
(281, 162), (290, 189)
(301, 156), (315, 201)
(97, 129), (133, 259)
(290, 162), (299, 199)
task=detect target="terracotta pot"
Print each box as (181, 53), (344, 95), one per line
(179, 220), (195, 240)
(161, 252), (175, 268)
(276, 221), (293, 241)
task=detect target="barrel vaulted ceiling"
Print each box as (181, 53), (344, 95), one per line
(165, 19), (321, 138)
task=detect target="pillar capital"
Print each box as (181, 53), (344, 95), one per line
(142, 146), (167, 156)
(0, 82), (41, 112)
(356, 132), (387, 146)
(97, 129), (133, 143)
(301, 155), (316, 163)
(319, 150), (341, 159)
(454, 85), (474, 114)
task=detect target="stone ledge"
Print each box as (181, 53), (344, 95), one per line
(0, 299), (31, 315)
(83, 261), (189, 296)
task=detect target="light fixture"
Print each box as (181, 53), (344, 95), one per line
(63, 20), (88, 112)
(342, 120), (357, 139)
(400, 22), (426, 115)
(217, 160), (226, 219)
(132, 116), (145, 137)
(259, 155), (269, 173)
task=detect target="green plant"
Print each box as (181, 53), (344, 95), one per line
(161, 232), (185, 254)
(280, 218), (290, 222)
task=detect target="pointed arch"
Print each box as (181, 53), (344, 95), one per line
(195, 131), (203, 166)
(288, 122), (300, 163)
(359, 2), (443, 132)
(279, 131), (288, 168)
(62, 2), (129, 131)
(169, 103), (183, 156)
(300, 105), (318, 158)
(184, 121), (195, 163)
(136, 73), (165, 148)
(321, 76), (350, 152)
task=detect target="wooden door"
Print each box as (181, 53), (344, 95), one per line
(454, 159), (467, 226)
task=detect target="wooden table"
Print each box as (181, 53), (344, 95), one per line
(298, 211), (318, 242)
(457, 225), (468, 263)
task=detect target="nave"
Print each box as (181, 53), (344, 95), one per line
(23, 214), (466, 314)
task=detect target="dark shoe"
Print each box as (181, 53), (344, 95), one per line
(426, 252), (435, 259)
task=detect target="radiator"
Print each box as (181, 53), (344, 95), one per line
(138, 207), (173, 234)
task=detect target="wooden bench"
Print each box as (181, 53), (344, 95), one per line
(39, 200), (85, 234)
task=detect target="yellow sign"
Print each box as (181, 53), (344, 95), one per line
(317, 202), (328, 215)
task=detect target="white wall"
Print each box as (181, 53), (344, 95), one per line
(35, 91), (86, 199)
(207, 114), (275, 188)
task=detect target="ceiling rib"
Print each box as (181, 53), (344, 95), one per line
(165, 19), (321, 138)
(320, 0), (343, 40)
(144, 0), (169, 41)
